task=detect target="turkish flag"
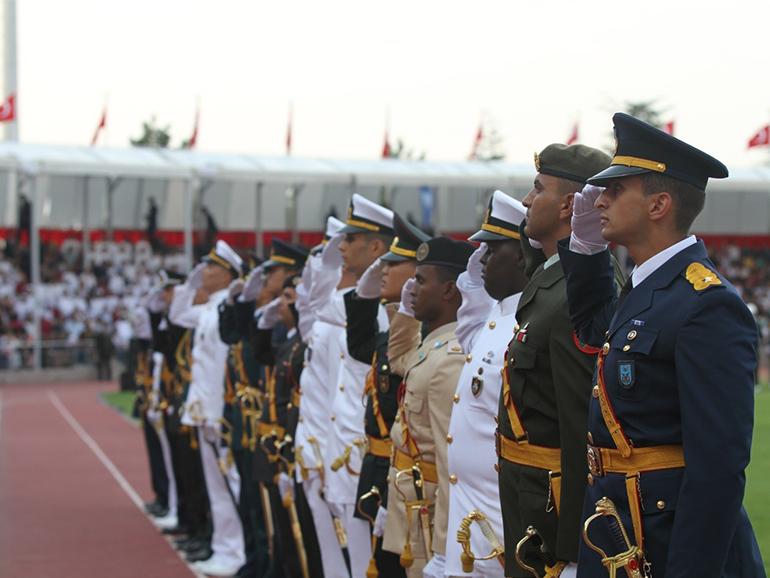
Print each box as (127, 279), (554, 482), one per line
(663, 121), (675, 135)
(0, 93), (16, 123)
(566, 122), (579, 145)
(748, 125), (770, 149)
(468, 125), (483, 160)
(286, 108), (293, 156)
(187, 108), (199, 149)
(90, 107), (107, 146)
(382, 131), (391, 159)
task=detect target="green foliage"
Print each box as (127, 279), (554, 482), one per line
(475, 121), (506, 162)
(386, 138), (426, 161)
(130, 116), (172, 148)
(623, 100), (666, 129)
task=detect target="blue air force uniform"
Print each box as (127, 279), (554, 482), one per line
(558, 113), (766, 578)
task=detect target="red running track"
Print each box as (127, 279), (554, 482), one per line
(0, 381), (201, 578)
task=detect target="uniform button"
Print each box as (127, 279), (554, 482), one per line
(510, 356), (515, 366)
(339, 384), (345, 392)
(592, 385), (599, 398)
(386, 475), (391, 483)
(381, 364), (388, 372)
(488, 321), (496, 329)
(446, 434), (453, 444)
(477, 367), (483, 375)
(395, 415), (401, 422)
(514, 324), (520, 333)
(465, 354), (472, 363)
(287, 403), (293, 410)
(627, 330), (637, 340)
(330, 415), (336, 421)
(494, 463), (500, 473)
(587, 473), (594, 486)
(453, 394), (460, 404)
(340, 353), (345, 359)
(602, 343), (610, 355)
(656, 500), (666, 510)
(449, 474), (457, 484)
(587, 432), (593, 444)
(622, 345), (631, 352)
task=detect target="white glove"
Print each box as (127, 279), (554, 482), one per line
(187, 263), (206, 290)
(321, 234), (344, 269)
(146, 287), (166, 313)
(372, 506), (388, 537)
(328, 501), (345, 519)
(146, 407), (162, 425)
(570, 184), (607, 254)
(465, 243), (487, 288)
(257, 297), (282, 329)
(240, 265), (264, 302)
(422, 553), (446, 578)
(226, 278), (245, 304)
(277, 472), (295, 503)
(397, 277), (416, 318)
(356, 258), (385, 299)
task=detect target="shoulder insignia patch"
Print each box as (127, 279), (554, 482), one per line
(685, 262), (722, 291)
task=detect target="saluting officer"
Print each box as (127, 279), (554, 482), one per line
(383, 237), (475, 578)
(558, 113), (766, 578)
(445, 191), (529, 578)
(170, 240), (246, 577)
(497, 144), (611, 578)
(345, 213), (430, 578)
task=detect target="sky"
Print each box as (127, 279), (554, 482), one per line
(10, 0), (770, 168)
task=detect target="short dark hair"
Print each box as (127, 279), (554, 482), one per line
(556, 177), (584, 196)
(364, 232), (394, 246)
(641, 173), (705, 233)
(434, 265), (463, 284)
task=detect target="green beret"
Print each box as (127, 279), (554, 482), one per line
(534, 143), (611, 185)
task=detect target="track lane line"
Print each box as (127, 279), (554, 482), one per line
(48, 389), (207, 578)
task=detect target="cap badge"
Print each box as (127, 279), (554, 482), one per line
(685, 262), (722, 291)
(533, 151), (541, 172)
(416, 242), (430, 262)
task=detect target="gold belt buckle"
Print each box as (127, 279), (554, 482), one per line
(586, 444), (604, 477)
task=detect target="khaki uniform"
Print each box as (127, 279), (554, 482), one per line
(383, 312), (465, 576)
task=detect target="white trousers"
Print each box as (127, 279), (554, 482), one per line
(302, 474), (350, 578)
(198, 426), (245, 570)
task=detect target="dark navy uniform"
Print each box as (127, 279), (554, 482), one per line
(559, 113), (765, 578)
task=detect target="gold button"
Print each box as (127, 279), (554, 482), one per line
(449, 474), (457, 484)
(386, 475), (391, 483)
(602, 343), (610, 355)
(330, 415), (336, 421)
(587, 473), (594, 486)
(465, 354), (472, 363)
(451, 345), (461, 352)
(587, 432), (593, 444)
(514, 324), (520, 333)
(494, 463), (500, 473)
(656, 500), (666, 510)
(453, 394), (460, 404)
(340, 352), (345, 359)
(489, 321), (496, 329)
(287, 403), (294, 410)
(446, 434), (453, 444)
(339, 384), (345, 391)
(622, 345), (631, 352)
(592, 385), (599, 398)
(395, 414), (401, 422)
(627, 330), (637, 340)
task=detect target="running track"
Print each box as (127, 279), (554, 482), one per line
(0, 381), (203, 578)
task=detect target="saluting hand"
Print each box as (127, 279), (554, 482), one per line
(321, 233), (344, 269)
(398, 277), (416, 318)
(241, 265), (264, 302)
(187, 262), (206, 289)
(570, 184), (607, 254)
(356, 258), (385, 299)
(257, 296), (282, 329)
(464, 242), (487, 287)
(226, 279), (245, 304)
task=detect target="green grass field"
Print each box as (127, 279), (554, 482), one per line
(746, 386), (770, 571)
(102, 387), (770, 569)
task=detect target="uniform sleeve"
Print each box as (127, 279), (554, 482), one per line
(250, 326), (276, 366)
(344, 290), (380, 364)
(548, 305), (596, 562)
(218, 301), (241, 345)
(168, 284), (204, 328)
(387, 311), (421, 377)
(557, 240), (618, 347)
(666, 288), (757, 577)
(455, 273), (495, 353)
(427, 346), (465, 554)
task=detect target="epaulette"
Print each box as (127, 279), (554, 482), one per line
(685, 262), (722, 291)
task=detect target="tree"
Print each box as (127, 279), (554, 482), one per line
(475, 122), (506, 162)
(385, 138), (426, 161)
(130, 116), (171, 148)
(622, 100), (666, 129)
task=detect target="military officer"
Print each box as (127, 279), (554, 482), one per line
(497, 144), (612, 578)
(558, 113), (766, 578)
(293, 216), (353, 578)
(445, 191), (529, 578)
(345, 213), (430, 578)
(170, 240), (246, 577)
(383, 236), (475, 578)
(326, 194), (394, 578)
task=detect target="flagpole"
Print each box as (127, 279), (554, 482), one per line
(3, 0), (18, 141)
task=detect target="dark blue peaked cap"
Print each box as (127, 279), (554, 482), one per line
(588, 113), (728, 191)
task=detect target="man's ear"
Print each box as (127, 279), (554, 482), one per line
(648, 192), (673, 223)
(442, 280), (459, 301)
(560, 192), (575, 221)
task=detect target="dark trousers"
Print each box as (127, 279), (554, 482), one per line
(168, 425), (211, 539)
(141, 414), (168, 508)
(294, 481), (324, 578)
(233, 449), (271, 578)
